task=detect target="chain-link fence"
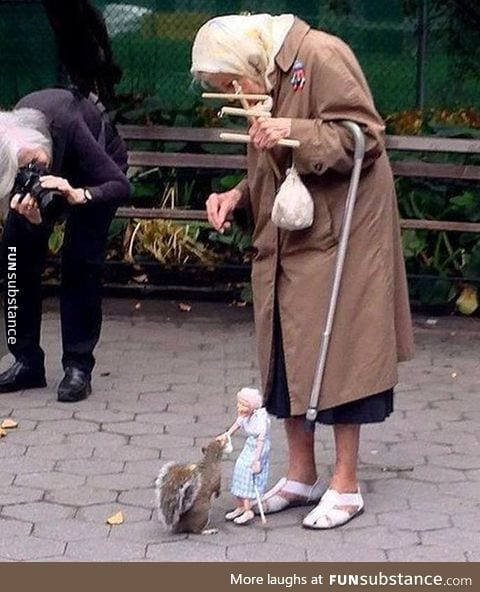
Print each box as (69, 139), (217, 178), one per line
(1, 0), (479, 114)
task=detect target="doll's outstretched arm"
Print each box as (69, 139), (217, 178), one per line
(216, 418), (241, 443)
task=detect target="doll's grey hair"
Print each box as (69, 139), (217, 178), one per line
(0, 108), (53, 200)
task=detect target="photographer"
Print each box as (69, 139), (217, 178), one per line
(0, 88), (131, 402)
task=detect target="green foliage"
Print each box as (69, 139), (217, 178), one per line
(48, 223), (65, 255)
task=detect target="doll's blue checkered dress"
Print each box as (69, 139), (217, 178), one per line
(231, 408), (271, 499)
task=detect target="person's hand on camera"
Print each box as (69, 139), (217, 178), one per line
(206, 187), (242, 233)
(249, 117), (291, 150)
(10, 193), (42, 225)
(40, 175), (87, 205)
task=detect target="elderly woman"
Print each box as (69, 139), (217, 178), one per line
(191, 14), (414, 529)
(0, 88), (130, 402)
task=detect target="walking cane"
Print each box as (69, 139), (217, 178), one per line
(305, 121), (366, 430)
(253, 475), (267, 527)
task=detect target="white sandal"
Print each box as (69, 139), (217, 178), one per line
(233, 510), (255, 525)
(256, 477), (324, 515)
(225, 507), (245, 521)
(302, 488), (364, 529)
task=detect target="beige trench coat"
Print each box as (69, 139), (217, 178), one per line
(235, 18), (414, 415)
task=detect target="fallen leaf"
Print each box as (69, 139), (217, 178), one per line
(456, 285), (479, 315)
(0, 428), (7, 438)
(1, 419), (18, 429)
(235, 301), (247, 308)
(132, 274), (149, 284)
(106, 511), (124, 525)
(451, 372), (457, 378)
(178, 303), (192, 312)
(100, 372), (111, 377)
(134, 302), (141, 311)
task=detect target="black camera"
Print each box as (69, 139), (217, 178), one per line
(11, 162), (63, 221)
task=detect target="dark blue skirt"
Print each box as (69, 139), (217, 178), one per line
(265, 308), (394, 424)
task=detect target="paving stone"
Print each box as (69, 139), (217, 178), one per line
(55, 459), (124, 475)
(405, 465), (467, 483)
(1, 300), (478, 562)
(227, 542), (306, 562)
(0, 485), (44, 505)
(451, 510), (480, 532)
(0, 517), (33, 538)
(27, 444), (94, 460)
(107, 400), (168, 414)
(0, 395), (48, 409)
(118, 487), (155, 509)
(386, 545), (467, 562)
(14, 471), (86, 490)
(124, 459), (163, 476)
(342, 526), (419, 549)
(307, 542), (387, 562)
(2, 501), (75, 522)
(0, 457), (55, 474)
(0, 443), (27, 458)
(46, 486), (117, 506)
(134, 411), (196, 426)
(421, 528), (480, 549)
(93, 445), (159, 462)
(438, 481), (480, 500)
(108, 520), (186, 544)
(33, 519), (110, 542)
(65, 540), (146, 561)
(87, 473), (154, 491)
(377, 509), (451, 530)
(35, 419), (99, 434)
(151, 541), (226, 563)
(371, 478), (440, 499)
(75, 503), (152, 523)
(0, 537), (65, 560)
(3, 430), (66, 446)
(430, 454), (480, 470)
(73, 409), (135, 423)
(102, 421), (164, 436)
(12, 408), (73, 421)
(129, 434), (194, 449)
(66, 432), (128, 448)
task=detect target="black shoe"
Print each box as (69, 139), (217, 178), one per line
(0, 361), (47, 393)
(57, 367), (92, 403)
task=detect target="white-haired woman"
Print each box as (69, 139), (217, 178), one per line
(192, 14), (414, 529)
(0, 88), (130, 402)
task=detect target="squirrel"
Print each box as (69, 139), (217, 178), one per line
(155, 438), (225, 535)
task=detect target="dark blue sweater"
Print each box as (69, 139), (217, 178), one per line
(17, 88), (131, 205)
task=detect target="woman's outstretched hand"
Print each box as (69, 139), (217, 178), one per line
(206, 187), (242, 233)
(249, 117), (292, 150)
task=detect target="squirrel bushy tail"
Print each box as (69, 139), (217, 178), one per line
(155, 462), (202, 531)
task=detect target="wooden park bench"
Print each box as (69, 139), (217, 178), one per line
(116, 124), (480, 234)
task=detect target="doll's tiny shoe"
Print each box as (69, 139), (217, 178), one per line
(225, 508), (245, 521)
(302, 488), (364, 529)
(233, 510), (255, 525)
(255, 477), (324, 514)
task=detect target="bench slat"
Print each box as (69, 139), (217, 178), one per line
(119, 125), (237, 143)
(387, 134), (480, 153)
(116, 207), (208, 221)
(399, 219), (480, 233)
(128, 151), (247, 169)
(116, 208), (480, 233)
(391, 161), (480, 181)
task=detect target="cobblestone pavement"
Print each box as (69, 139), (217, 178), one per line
(0, 298), (479, 562)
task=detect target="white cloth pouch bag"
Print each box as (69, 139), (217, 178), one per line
(271, 165), (314, 231)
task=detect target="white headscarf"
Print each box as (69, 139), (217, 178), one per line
(191, 13), (295, 91)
